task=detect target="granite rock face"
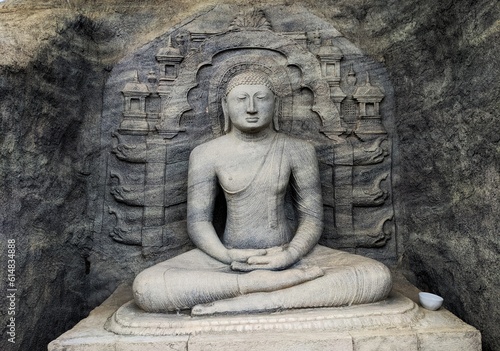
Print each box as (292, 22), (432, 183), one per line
(0, 1), (498, 351)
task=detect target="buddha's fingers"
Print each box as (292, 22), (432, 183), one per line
(235, 250), (296, 270)
(231, 261), (266, 271)
(228, 248), (267, 263)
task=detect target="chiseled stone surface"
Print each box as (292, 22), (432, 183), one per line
(350, 330), (419, 351)
(188, 332), (354, 351)
(0, 1), (498, 351)
(48, 281), (481, 351)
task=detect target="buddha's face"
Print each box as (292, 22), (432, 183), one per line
(223, 85), (275, 133)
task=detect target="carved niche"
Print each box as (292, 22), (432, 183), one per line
(101, 6), (396, 261)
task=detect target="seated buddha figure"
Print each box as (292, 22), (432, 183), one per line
(133, 71), (392, 315)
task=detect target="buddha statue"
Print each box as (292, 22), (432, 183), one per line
(133, 71), (392, 315)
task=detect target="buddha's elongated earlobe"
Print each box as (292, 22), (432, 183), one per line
(273, 96), (280, 131)
(222, 97), (231, 133)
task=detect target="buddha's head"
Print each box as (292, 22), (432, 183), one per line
(222, 71), (279, 133)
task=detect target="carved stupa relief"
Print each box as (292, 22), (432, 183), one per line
(102, 6), (395, 259)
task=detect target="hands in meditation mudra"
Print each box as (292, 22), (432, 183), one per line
(133, 71), (392, 315)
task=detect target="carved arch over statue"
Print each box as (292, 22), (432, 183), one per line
(155, 29), (345, 140)
(101, 5), (397, 264)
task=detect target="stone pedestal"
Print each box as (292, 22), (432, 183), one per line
(48, 274), (481, 351)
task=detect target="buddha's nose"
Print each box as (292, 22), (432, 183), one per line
(246, 98), (257, 114)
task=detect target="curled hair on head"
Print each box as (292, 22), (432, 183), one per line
(225, 71), (275, 96)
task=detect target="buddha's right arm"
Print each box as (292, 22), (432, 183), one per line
(187, 146), (233, 264)
(187, 221), (232, 263)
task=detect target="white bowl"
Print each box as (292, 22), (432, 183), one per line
(419, 292), (444, 310)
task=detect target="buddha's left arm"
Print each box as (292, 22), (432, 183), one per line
(285, 140), (324, 260)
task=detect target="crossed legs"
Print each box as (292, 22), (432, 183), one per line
(133, 246), (392, 314)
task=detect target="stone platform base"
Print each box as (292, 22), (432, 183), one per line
(48, 274), (481, 351)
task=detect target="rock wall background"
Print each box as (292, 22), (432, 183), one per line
(0, 0), (498, 350)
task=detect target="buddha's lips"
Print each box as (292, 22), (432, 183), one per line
(246, 117), (259, 123)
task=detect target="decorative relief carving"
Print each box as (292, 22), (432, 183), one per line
(228, 8), (272, 31)
(353, 216), (394, 247)
(112, 133), (148, 163)
(103, 7), (395, 256)
(352, 173), (388, 207)
(353, 137), (388, 165)
(108, 206), (142, 245)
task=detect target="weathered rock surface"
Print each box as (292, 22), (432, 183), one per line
(0, 0), (498, 350)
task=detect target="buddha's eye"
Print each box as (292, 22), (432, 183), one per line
(237, 96), (247, 101)
(256, 94), (268, 100)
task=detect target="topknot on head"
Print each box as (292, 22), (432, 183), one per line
(225, 71), (275, 96)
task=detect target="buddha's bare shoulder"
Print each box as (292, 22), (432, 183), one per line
(189, 135), (233, 161)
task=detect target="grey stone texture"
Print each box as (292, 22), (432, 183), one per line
(48, 279), (481, 351)
(0, 0), (498, 350)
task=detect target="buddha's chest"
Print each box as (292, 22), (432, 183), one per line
(215, 148), (289, 193)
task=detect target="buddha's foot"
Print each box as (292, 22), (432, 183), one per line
(191, 298), (261, 316)
(238, 266), (324, 295)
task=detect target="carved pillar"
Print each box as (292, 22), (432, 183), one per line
(317, 39), (346, 113)
(333, 141), (355, 242)
(156, 36), (183, 87)
(141, 137), (168, 251)
(120, 72), (150, 135)
(353, 73), (386, 135)
(155, 36), (184, 138)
